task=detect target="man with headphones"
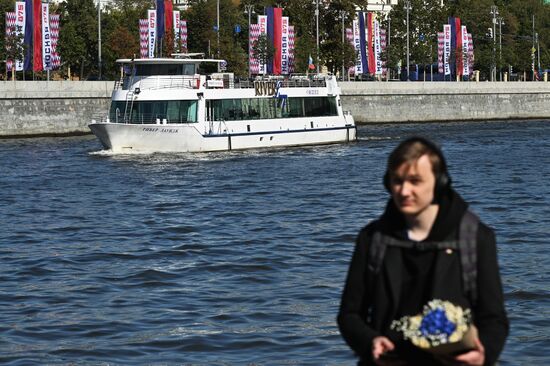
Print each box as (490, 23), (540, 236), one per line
(337, 137), (508, 365)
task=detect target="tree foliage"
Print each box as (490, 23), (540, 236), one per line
(3, 0), (550, 79)
(252, 34), (274, 68)
(58, 0), (99, 79)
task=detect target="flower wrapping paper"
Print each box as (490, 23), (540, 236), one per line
(391, 299), (477, 355)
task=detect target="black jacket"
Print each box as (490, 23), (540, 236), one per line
(337, 190), (508, 365)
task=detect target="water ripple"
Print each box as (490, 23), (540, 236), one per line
(0, 121), (548, 364)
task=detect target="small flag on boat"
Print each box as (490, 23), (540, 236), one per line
(308, 55), (315, 70)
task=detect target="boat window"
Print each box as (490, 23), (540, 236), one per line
(135, 63), (196, 76)
(109, 100), (198, 123)
(208, 96), (338, 121)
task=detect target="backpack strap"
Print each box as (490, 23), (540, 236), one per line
(368, 232), (460, 273)
(368, 210), (480, 305)
(459, 210), (479, 306)
(368, 231), (387, 274)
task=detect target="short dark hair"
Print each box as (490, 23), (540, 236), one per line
(387, 137), (447, 179)
(383, 137), (451, 201)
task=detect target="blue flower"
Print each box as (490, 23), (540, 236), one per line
(419, 308), (457, 339)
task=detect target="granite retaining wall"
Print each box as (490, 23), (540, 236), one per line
(1, 80), (549, 137)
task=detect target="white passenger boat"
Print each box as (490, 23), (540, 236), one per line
(89, 55), (356, 153)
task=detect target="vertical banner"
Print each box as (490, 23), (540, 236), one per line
(164, 1), (173, 35)
(6, 12), (16, 73)
(14, 2), (25, 71)
(438, 32), (444, 74)
(50, 13), (60, 69)
(148, 9), (156, 58)
(288, 25), (295, 74)
(374, 20), (382, 75)
(180, 20), (188, 53)
(272, 7), (282, 75)
(173, 11), (180, 50)
(444, 24), (451, 76)
(33, 0), (42, 72)
(156, 0), (165, 40)
(281, 17), (289, 75)
(461, 26), (469, 76)
(139, 19), (148, 58)
(380, 28), (387, 76)
(258, 15), (267, 75)
(266, 7), (274, 74)
(353, 19), (362, 74)
(41, 3), (52, 71)
(249, 23), (260, 75)
(367, 12), (375, 75)
(358, 13), (368, 74)
(455, 18), (462, 77)
(468, 33), (474, 73)
(346, 27), (354, 75)
(24, 0), (32, 71)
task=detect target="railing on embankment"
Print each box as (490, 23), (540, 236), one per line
(2, 80), (550, 137)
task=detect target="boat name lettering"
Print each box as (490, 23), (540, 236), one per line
(306, 89), (319, 95)
(254, 81), (277, 96)
(142, 127), (179, 133)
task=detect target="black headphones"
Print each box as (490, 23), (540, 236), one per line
(383, 137), (451, 201)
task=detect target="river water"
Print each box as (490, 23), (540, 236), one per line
(0, 120), (548, 365)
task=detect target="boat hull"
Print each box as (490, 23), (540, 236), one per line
(89, 122), (356, 153)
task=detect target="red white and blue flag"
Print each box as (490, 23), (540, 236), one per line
(308, 55), (315, 70)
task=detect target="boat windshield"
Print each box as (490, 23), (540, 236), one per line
(109, 100), (198, 124)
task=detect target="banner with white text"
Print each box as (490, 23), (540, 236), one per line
(148, 10), (156, 58)
(374, 20), (382, 75)
(173, 10), (180, 50)
(14, 1), (25, 71)
(257, 15), (267, 74)
(461, 26), (470, 76)
(281, 17), (289, 75)
(444, 24), (451, 76)
(41, 3), (52, 71)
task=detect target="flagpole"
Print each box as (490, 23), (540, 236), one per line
(97, 0), (102, 79)
(315, 0), (319, 74)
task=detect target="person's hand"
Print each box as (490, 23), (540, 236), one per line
(372, 336), (405, 365)
(372, 336), (394, 360)
(453, 337), (485, 366)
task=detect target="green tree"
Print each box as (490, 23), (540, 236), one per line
(0, 0), (15, 77)
(386, 0), (449, 76)
(58, 0), (98, 79)
(252, 33), (275, 70)
(184, 0), (247, 76)
(101, 0), (150, 78)
(281, 1), (317, 72)
(321, 1), (358, 76)
(502, 0), (548, 79)
(4, 32), (26, 79)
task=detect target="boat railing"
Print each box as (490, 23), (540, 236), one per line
(234, 77), (327, 89)
(92, 112), (198, 125)
(113, 74), (328, 91)
(114, 75), (200, 91)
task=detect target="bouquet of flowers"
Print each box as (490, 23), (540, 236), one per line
(391, 299), (478, 355)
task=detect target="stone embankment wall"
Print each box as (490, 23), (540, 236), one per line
(1, 80), (550, 137)
(0, 81), (112, 137)
(339, 81), (550, 123)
